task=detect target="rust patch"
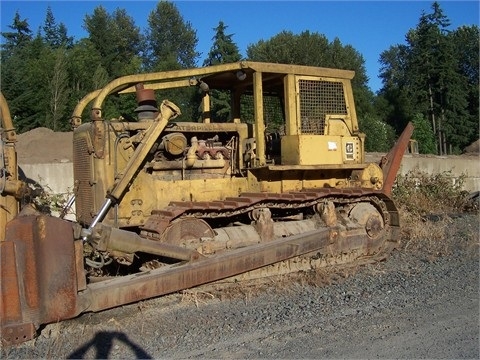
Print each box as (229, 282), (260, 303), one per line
(75, 240), (87, 291)
(83, 227), (334, 312)
(1, 215), (79, 345)
(380, 122), (414, 195)
(0, 241), (22, 322)
(1, 323), (36, 345)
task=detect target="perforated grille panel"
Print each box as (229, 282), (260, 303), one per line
(298, 79), (347, 135)
(73, 135), (94, 225)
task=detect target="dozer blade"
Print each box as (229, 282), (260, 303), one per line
(1, 213), (341, 345)
(380, 121), (414, 195)
(0, 215), (81, 345)
(80, 226), (338, 313)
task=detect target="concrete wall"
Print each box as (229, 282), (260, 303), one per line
(365, 154), (480, 193)
(19, 154), (480, 203)
(20, 162), (74, 196)
(399, 154), (479, 192)
(19, 162), (75, 220)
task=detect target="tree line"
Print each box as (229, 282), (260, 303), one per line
(1, 1), (478, 154)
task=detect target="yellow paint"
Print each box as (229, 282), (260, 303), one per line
(70, 61), (388, 229)
(281, 135), (361, 165)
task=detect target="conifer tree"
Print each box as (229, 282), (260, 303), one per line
(144, 1), (200, 121)
(144, 1), (199, 71)
(0, 11), (32, 54)
(203, 21), (242, 122)
(43, 6), (73, 49)
(84, 6), (143, 79)
(379, 2), (478, 154)
(203, 21), (241, 66)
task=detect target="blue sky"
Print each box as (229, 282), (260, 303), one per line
(1, 1), (478, 92)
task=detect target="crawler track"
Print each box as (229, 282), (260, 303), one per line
(140, 188), (400, 281)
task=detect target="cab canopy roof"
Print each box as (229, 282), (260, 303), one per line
(87, 61), (355, 112)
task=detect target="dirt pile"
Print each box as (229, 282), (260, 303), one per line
(16, 127), (73, 164)
(463, 139), (480, 154)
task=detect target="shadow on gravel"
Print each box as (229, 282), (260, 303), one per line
(67, 331), (152, 359)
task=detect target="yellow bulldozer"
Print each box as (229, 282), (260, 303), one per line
(0, 62), (413, 345)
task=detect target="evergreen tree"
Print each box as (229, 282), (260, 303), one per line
(411, 113), (436, 154)
(452, 25), (479, 87)
(378, 2), (477, 154)
(1, 9), (75, 132)
(203, 21), (241, 66)
(450, 25), (479, 148)
(83, 6), (144, 121)
(144, 1), (200, 121)
(202, 21), (242, 122)
(66, 38), (104, 94)
(14, 34), (51, 131)
(64, 38), (109, 123)
(43, 6), (73, 49)
(0, 11), (32, 54)
(378, 45), (413, 133)
(0, 12), (36, 132)
(144, 1), (199, 71)
(84, 6), (143, 79)
(407, 3), (451, 153)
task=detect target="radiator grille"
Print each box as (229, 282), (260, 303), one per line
(298, 80), (347, 135)
(73, 135), (94, 225)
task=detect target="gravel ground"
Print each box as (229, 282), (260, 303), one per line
(2, 215), (478, 359)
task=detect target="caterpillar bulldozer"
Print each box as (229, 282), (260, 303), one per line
(0, 62), (413, 345)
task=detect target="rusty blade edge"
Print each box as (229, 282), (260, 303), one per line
(81, 227), (336, 313)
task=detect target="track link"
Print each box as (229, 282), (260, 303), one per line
(142, 188), (399, 237)
(140, 189), (400, 272)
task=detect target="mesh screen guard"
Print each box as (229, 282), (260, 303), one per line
(298, 79), (347, 135)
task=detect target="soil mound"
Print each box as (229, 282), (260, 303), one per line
(16, 127), (73, 164)
(463, 139), (479, 154)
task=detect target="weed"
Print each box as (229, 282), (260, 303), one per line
(21, 176), (74, 218)
(393, 169), (469, 216)
(393, 169), (479, 258)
